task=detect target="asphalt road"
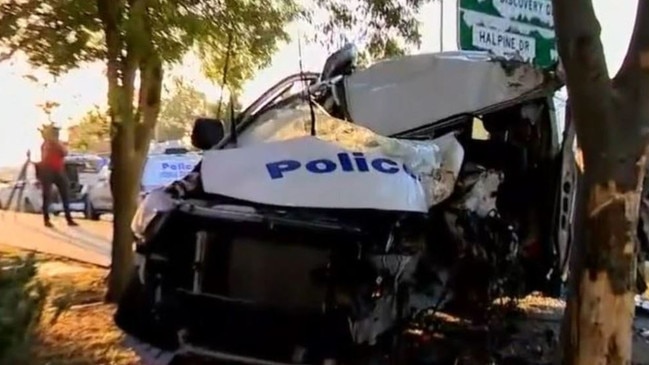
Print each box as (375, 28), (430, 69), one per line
(0, 211), (112, 267)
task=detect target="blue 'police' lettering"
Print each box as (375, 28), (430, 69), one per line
(337, 153), (354, 172)
(306, 159), (336, 173)
(265, 152), (420, 180)
(371, 158), (399, 174)
(266, 160), (301, 179)
(162, 162), (194, 171)
(352, 152), (369, 172)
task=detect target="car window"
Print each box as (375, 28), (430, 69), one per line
(471, 118), (490, 141)
(250, 81), (307, 116)
(237, 94), (309, 142)
(230, 73), (319, 144)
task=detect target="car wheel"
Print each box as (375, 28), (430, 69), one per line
(84, 196), (101, 221)
(22, 198), (36, 214)
(114, 271), (180, 351)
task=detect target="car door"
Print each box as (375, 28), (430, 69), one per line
(555, 102), (579, 283)
(90, 166), (113, 211)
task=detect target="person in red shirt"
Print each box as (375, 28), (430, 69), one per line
(38, 124), (77, 227)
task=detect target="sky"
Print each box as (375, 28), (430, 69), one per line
(0, 0), (638, 168)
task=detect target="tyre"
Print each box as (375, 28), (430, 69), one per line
(114, 271), (180, 351)
(84, 196), (101, 221)
(22, 198), (36, 214)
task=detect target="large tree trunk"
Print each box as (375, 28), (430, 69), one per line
(106, 121), (144, 302)
(561, 147), (646, 364)
(98, 0), (162, 302)
(555, 0), (649, 363)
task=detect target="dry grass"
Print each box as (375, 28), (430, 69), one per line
(30, 304), (141, 365)
(0, 246), (143, 365)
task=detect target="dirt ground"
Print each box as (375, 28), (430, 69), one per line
(5, 245), (649, 365)
(491, 294), (649, 365)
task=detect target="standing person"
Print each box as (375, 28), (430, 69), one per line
(37, 124), (78, 227)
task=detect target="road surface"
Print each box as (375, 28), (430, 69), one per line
(0, 211), (111, 267)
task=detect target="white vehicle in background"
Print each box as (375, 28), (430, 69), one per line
(0, 163), (43, 213)
(0, 153), (104, 214)
(84, 150), (201, 220)
(49, 153), (105, 215)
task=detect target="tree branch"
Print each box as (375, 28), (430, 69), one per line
(135, 55), (163, 151)
(552, 0), (613, 155)
(0, 48), (16, 63)
(134, 0), (163, 151)
(614, 0), (649, 84)
(122, 0), (147, 111)
(97, 0), (127, 126)
(97, 0), (123, 89)
(552, 0), (611, 96)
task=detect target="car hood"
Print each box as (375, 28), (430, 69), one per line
(201, 113), (464, 213)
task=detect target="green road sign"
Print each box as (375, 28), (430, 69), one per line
(457, 0), (558, 68)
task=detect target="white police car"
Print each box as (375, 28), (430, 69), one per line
(116, 48), (582, 364)
(84, 151), (200, 220)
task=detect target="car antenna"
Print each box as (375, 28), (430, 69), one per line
(297, 31), (317, 136)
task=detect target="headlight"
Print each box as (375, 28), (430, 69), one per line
(131, 187), (174, 239)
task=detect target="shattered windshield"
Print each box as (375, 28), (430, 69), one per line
(235, 74), (318, 134)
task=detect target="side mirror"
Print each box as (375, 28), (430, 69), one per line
(191, 118), (226, 150)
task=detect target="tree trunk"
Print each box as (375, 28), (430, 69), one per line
(105, 122), (143, 302)
(554, 0), (649, 363)
(561, 152), (646, 364)
(98, 0), (163, 302)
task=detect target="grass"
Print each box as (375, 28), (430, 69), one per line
(0, 245), (142, 365)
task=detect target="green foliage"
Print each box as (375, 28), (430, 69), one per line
(0, 0), (298, 82)
(308, 0), (433, 60)
(155, 76), (243, 142)
(0, 254), (48, 364)
(198, 0), (298, 93)
(0, 0), (103, 75)
(67, 106), (110, 152)
(1, 0), (432, 82)
(156, 76), (208, 142)
(209, 97), (243, 121)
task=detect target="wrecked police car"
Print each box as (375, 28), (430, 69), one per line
(115, 48), (579, 364)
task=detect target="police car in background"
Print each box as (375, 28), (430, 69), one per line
(84, 150), (200, 220)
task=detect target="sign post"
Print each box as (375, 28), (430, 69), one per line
(457, 0), (557, 68)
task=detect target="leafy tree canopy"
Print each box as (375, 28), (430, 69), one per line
(0, 0), (298, 88)
(0, 0), (431, 86)
(305, 0), (431, 60)
(156, 76), (207, 142)
(67, 105), (110, 152)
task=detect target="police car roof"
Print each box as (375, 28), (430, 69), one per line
(147, 151), (201, 160)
